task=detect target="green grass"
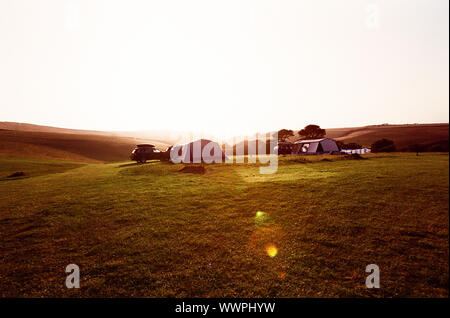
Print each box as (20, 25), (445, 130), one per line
(0, 153), (448, 297)
(0, 157), (84, 180)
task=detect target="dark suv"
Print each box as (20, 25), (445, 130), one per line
(130, 144), (163, 163)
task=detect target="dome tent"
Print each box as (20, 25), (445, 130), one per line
(170, 139), (228, 163)
(292, 138), (339, 154)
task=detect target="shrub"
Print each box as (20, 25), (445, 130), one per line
(371, 139), (396, 153)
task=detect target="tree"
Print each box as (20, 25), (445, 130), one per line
(298, 125), (326, 139)
(336, 141), (362, 150)
(371, 138), (396, 153)
(408, 143), (423, 156)
(277, 129), (294, 142)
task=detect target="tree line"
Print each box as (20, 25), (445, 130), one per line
(277, 125), (326, 142)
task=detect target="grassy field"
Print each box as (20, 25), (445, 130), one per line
(0, 153), (448, 297)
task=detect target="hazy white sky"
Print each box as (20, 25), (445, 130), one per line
(0, 0), (448, 137)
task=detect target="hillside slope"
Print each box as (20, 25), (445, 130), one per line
(0, 130), (169, 162)
(1, 122), (447, 162)
(0, 122), (182, 145)
(0, 121), (115, 136)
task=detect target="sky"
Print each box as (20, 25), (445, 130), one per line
(0, 0), (448, 138)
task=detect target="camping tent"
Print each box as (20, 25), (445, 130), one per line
(292, 138), (339, 154)
(170, 139), (228, 163)
(231, 139), (270, 156)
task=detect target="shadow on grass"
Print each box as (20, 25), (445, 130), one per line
(117, 160), (163, 168)
(0, 176), (29, 182)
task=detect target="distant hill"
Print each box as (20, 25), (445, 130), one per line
(0, 122), (191, 145)
(284, 123), (448, 150)
(0, 122), (447, 162)
(0, 128), (170, 163)
(0, 122), (116, 136)
(327, 124), (448, 150)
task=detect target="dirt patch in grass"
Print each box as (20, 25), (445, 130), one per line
(178, 165), (207, 174)
(285, 157), (308, 164)
(7, 171), (25, 178)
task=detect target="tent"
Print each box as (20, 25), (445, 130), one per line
(292, 138), (339, 154)
(231, 139), (270, 156)
(170, 139), (228, 163)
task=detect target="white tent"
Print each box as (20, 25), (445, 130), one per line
(170, 139), (228, 163)
(292, 138), (339, 154)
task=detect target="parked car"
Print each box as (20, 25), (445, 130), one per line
(274, 142), (293, 155)
(130, 144), (163, 163)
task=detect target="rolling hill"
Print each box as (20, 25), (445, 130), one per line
(0, 121), (116, 136)
(325, 124), (449, 150)
(282, 123), (448, 150)
(0, 122), (447, 162)
(230, 123), (449, 153)
(0, 127), (170, 163)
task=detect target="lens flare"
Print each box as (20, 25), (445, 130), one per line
(266, 244), (278, 258)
